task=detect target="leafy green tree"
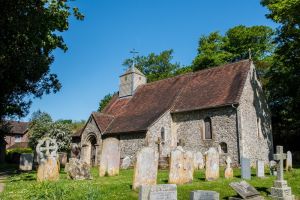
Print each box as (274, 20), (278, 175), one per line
(192, 25), (274, 73)
(123, 50), (186, 82)
(28, 111), (72, 152)
(98, 93), (114, 112)
(0, 0), (84, 121)
(261, 0), (300, 149)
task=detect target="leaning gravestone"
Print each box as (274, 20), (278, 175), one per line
(205, 147), (219, 181)
(121, 156), (131, 169)
(285, 151), (292, 171)
(190, 190), (219, 200)
(256, 160), (264, 178)
(169, 146), (194, 184)
(224, 156), (233, 179)
(36, 137), (60, 182)
(99, 137), (120, 177)
(19, 153), (33, 171)
(133, 147), (159, 190)
(241, 157), (251, 180)
(229, 181), (263, 200)
(270, 146), (295, 200)
(139, 184), (177, 200)
(193, 152), (204, 170)
(65, 158), (92, 180)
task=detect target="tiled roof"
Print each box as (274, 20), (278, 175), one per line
(95, 59), (251, 135)
(4, 121), (29, 135)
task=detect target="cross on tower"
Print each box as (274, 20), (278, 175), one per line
(273, 145), (287, 181)
(129, 48), (139, 68)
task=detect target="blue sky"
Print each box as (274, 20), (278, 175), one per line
(24, 0), (277, 122)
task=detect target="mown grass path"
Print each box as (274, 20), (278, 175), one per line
(0, 165), (299, 200)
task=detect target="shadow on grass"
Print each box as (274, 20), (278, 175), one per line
(256, 187), (270, 195)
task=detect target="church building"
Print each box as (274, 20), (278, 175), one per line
(78, 59), (273, 167)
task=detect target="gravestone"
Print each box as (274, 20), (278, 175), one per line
(229, 181), (263, 200)
(133, 147), (159, 190)
(256, 160), (264, 178)
(193, 152), (204, 170)
(190, 190), (219, 200)
(241, 157), (251, 180)
(270, 160), (277, 176)
(71, 143), (81, 159)
(65, 158), (92, 180)
(121, 156), (131, 169)
(19, 153), (33, 171)
(99, 137), (120, 176)
(58, 152), (68, 167)
(285, 151), (292, 171)
(224, 156), (233, 179)
(139, 184), (177, 200)
(36, 137), (60, 182)
(205, 147), (219, 181)
(168, 146), (194, 184)
(270, 146), (295, 200)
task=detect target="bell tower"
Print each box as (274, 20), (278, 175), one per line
(119, 50), (146, 98)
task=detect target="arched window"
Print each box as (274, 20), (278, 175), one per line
(161, 127), (165, 142)
(219, 142), (228, 154)
(204, 117), (212, 140)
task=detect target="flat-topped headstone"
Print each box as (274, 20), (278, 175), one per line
(169, 146), (194, 184)
(270, 146), (295, 200)
(285, 151), (292, 171)
(205, 147), (219, 181)
(19, 153), (33, 171)
(190, 190), (219, 200)
(256, 160), (264, 178)
(139, 184), (177, 200)
(193, 152), (204, 170)
(99, 137), (120, 176)
(241, 157), (251, 180)
(225, 156), (233, 179)
(133, 147), (159, 190)
(229, 181), (261, 199)
(36, 137), (59, 181)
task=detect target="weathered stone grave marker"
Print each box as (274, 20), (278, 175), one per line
(133, 147), (159, 190)
(285, 151), (292, 171)
(193, 151), (204, 170)
(169, 146), (194, 184)
(270, 146), (295, 200)
(139, 184), (177, 200)
(225, 156), (233, 179)
(190, 190), (220, 200)
(65, 158), (92, 180)
(256, 160), (264, 178)
(270, 160), (277, 176)
(19, 153), (33, 171)
(121, 156), (131, 169)
(229, 181), (263, 200)
(99, 137), (120, 177)
(205, 147), (219, 181)
(241, 157), (251, 180)
(36, 137), (59, 181)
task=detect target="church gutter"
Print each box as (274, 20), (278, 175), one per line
(232, 104), (241, 165)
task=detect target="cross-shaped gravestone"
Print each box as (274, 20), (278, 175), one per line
(273, 146), (286, 181)
(36, 137), (58, 162)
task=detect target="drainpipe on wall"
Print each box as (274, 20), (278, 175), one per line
(232, 104), (242, 165)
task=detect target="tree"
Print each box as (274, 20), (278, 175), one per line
(98, 93), (114, 112)
(192, 25), (275, 74)
(28, 111), (72, 152)
(123, 50), (185, 82)
(261, 0), (300, 149)
(0, 0), (84, 121)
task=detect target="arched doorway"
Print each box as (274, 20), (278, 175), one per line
(82, 133), (99, 166)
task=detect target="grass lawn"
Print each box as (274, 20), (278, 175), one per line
(0, 165), (299, 200)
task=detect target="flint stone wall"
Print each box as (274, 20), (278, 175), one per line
(238, 64), (273, 166)
(172, 107), (239, 165)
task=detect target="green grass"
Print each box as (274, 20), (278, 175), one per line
(0, 166), (299, 200)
